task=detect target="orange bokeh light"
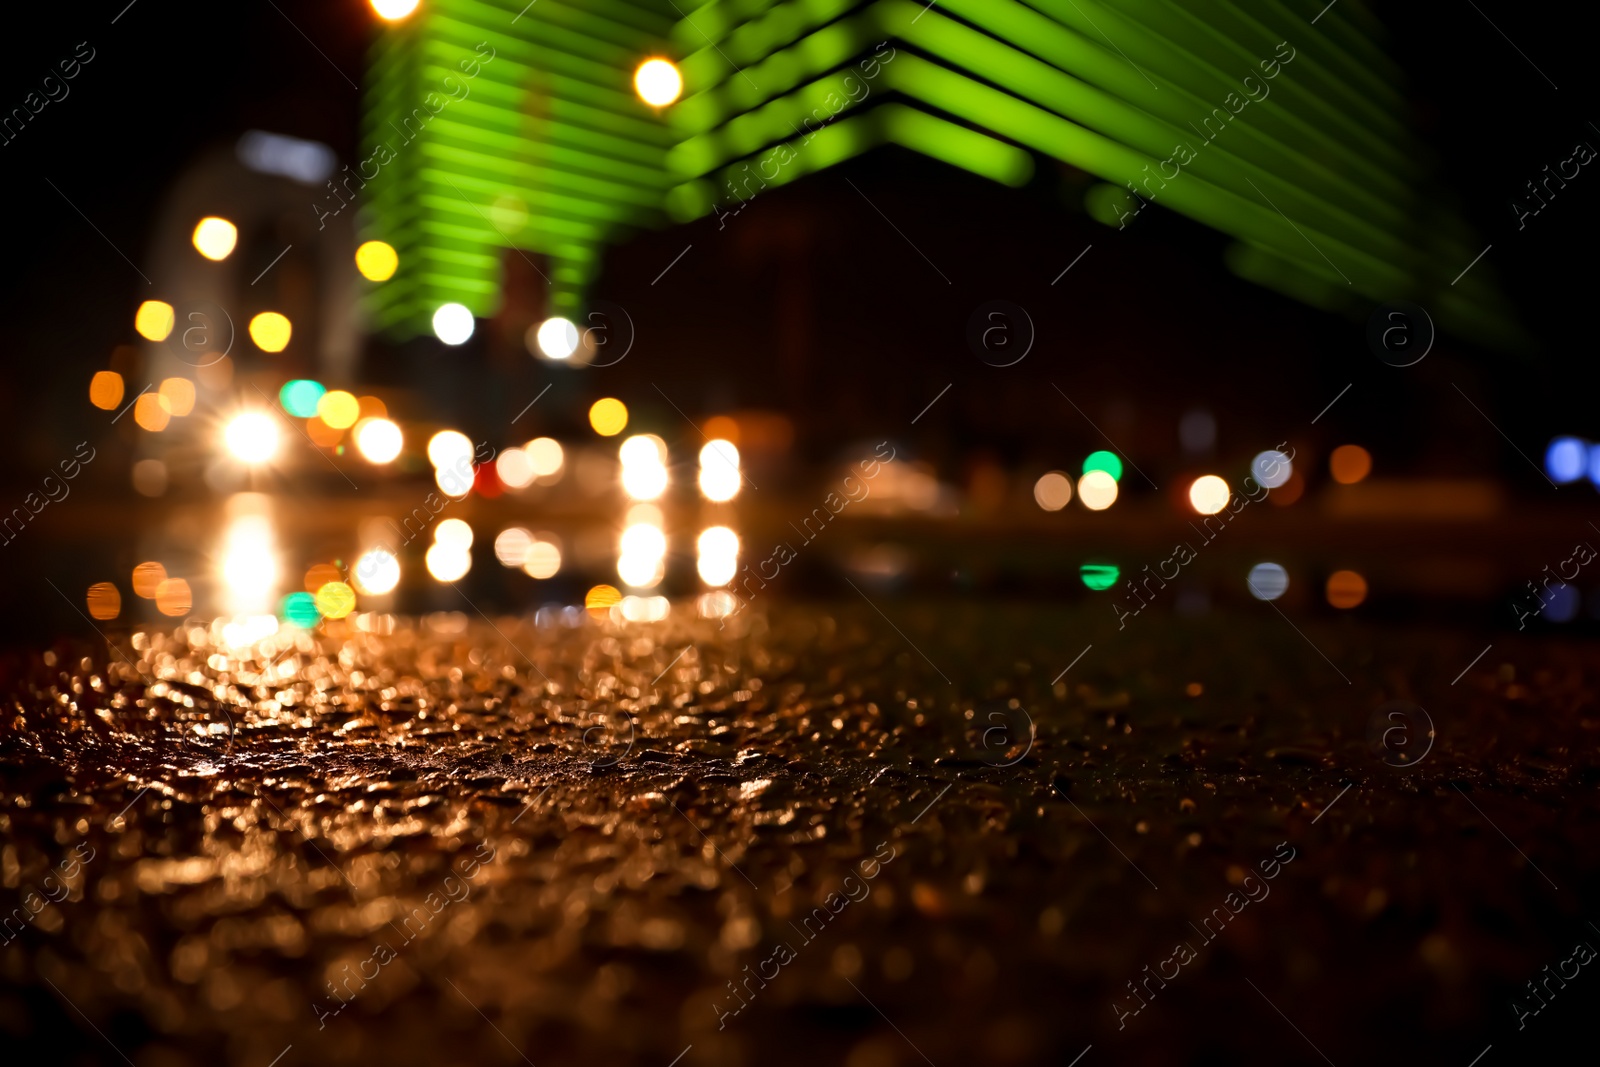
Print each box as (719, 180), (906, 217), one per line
(1326, 570), (1368, 609)
(87, 582), (121, 621)
(1330, 445), (1372, 485)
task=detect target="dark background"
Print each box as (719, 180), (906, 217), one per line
(1, 0), (1596, 622)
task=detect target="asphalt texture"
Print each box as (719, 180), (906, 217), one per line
(0, 602), (1594, 1066)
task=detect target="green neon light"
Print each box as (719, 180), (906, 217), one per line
(1080, 564), (1120, 591)
(1083, 451), (1124, 482)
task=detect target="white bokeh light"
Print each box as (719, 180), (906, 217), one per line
(432, 303), (475, 345)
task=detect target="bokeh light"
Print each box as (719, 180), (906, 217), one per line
(155, 578), (193, 617)
(278, 379), (325, 418)
(317, 390), (360, 429)
(425, 542), (472, 582)
(1079, 563), (1120, 591)
(1543, 583), (1581, 622)
(306, 416), (343, 449)
(698, 440), (741, 502)
(135, 300), (175, 341)
(496, 448), (535, 489)
(1329, 444), (1372, 485)
(527, 437), (564, 478)
(1082, 450), (1124, 482)
(1033, 471), (1073, 511)
(619, 521), (667, 588)
(225, 412), (280, 463)
(220, 514), (278, 614)
(535, 317), (580, 359)
(432, 303), (474, 345)
(192, 217), (238, 261)
(589, 398), (628, 436)
(621, 434), (669, 500)
(1188, 475), (1231, 515)
(586, 584), (622, 614)
(134, 393), (170, 432)
(132, 562), (167, 599)
(1077, 470), (1118, 510)
(1326, 570), (1368, 609)
(620, 596), (670, 623)
(428, 430), (473, 470)
(87, 582), (121, 621)
(355, 240), (399, 281)
(1546, 436), (1587, 483)
(1247, 562), (1289, 601)
(634, 58), (684, 107)
(524, 539), (561, 579)
(89, 370), (124, 410)
(1179, 408), (1217, 453)
(435, 518), (474, 551)
(353, 549), (401, 595)
(249, 311), (292, 353)
(131, 459), (167, 497)
(494, 527), (532, 568)
(1587, 445), (1600, 489)
(304, 563), (342, 593)
(314, 581), (357, 620)
(1251, 450), (1293, 489)
(159, 377), (195, 417)
(282, 591), (320, 628)
(370, 0), (420, 20)
(697, 526), (739, 586)
(355, 417), (403, 463)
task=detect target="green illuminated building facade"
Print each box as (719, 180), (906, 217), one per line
(361, 0), (1514, 344)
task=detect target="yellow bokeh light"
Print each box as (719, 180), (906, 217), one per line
(354, 417), (403, 463)
(159, 377), (195, 417)
(634, 58), (683, 107)
(1188, 475), (1231, 515)
(134, 393), (170, 432)
(355, 240), (399, 281)
(155, 577), (192, 617)
(585, 584), (622, 613)
(135, 300), (174, 341)
(249, 311), (292, 353)
(314, 581), (357, 619)
(87, 582), (121, 621)
(317, 390), (360, 430)
(589, 398), (628, 436)
(89, 370), (124, 410)
(370, 0), (419, 21)
(132, 562), (167, 599)
(1077, 470), (1118, 511)
(192, 216), (238, 261)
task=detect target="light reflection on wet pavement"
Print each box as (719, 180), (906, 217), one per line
(1, 604), (1593, 1065)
